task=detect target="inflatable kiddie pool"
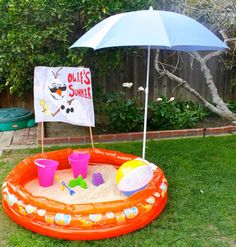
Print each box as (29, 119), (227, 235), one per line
(2, 148), (168, 240)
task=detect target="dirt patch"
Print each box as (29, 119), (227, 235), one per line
(195, 115), (233, 128)
(44, 122), (118, 138)
(45, 122), (90, 137)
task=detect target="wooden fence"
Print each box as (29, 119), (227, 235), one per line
(0, 51), (235, 110)
(96, 51), (236, 102)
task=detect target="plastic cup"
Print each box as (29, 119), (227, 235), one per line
(68, 153), (90, 178)
(34, 159), (59, 187)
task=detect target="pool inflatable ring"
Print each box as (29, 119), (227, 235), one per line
(2, 148), (168, 240)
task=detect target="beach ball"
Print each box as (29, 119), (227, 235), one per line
(116, 159), (153, 196)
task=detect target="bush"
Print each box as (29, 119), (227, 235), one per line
(0, 1), (82, 95)
(103, 91), (143, 132)
(93, 89), (209, 133)
(227, 101), (236, 113)
(148, 97), (208, 130)
(0, 0), (157, 95)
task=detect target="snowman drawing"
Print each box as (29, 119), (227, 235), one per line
(48, 68), (93, 126)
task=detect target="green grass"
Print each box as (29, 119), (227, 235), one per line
(1, 135), (236, 247)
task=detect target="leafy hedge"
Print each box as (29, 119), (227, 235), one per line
(0, 0), (155, 95)
(94, 87), (208, 132)
(148, 97), (208, 130)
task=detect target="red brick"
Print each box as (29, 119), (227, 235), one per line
(223, 126), (234, 132)
(41, 138), (54, 145)
(52, 137), (69, 144)
(92, 135), (101, 143)
(158, 130), (174, 138)
(185, 128), (203, 136)
(69, 137), (85, 144)
(35, 125), (236, 146)
(129, 132), (143, 140)
(84, 136), (92, 143)
(99, 134), (115, 142)
(146, 131), (159, 139)
(115, 133), (130, 141)
(171, 130), (186, 137)
(206, 127), (223, 135)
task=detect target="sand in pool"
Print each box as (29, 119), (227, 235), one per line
(25, 164), (127, 204)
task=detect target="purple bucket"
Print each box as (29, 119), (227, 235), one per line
(68, 153), (90, 178)
(34, 159), (59, 187)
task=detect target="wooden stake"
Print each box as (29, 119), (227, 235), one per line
(41, 122), (44, 153)
(89, 126), (94, 148)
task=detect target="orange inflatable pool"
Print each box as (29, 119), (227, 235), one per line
(2, 148), (168, 240)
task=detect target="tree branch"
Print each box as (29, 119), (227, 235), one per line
(154, 50), (236, 120)
(189, 51), (233, 113)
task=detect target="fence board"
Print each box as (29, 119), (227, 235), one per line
(0, 51), (235, 109)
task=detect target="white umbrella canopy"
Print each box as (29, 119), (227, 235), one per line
(70, 7), (227, 159)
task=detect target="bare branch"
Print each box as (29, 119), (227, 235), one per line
(225, 37), (236, 43)
(171, 83), (182, 93)
(191, 50), (224, 63)
(154, 49), (236, 120)
(171, 52), (180, 73)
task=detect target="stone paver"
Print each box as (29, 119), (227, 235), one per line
(0, 127), (37, 149)
(0, 131), (14, 147)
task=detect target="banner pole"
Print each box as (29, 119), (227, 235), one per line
(41, 122), (44, 153)
(89, 126), (94, 148)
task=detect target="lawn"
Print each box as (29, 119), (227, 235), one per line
(0, 135), (236, 247)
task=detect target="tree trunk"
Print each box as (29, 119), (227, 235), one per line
(154, 50), (236, 121)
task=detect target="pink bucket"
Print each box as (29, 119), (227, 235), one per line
(68, 153), (90, 178)
(34, 159), (59, 187)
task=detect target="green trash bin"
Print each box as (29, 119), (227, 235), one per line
(0, 107), (36, 131)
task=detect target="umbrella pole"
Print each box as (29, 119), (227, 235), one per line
(142, 45), (151, 159)
(89, 126), (95, 149)
(41, 122), (44, 153)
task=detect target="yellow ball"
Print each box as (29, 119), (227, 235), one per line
(116, 159), (153, 194)
(116, 160), (147, 184)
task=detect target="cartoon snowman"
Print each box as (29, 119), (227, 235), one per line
(47, 68), (94, 126)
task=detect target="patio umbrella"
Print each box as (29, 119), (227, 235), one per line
(70, 7), (227, 159)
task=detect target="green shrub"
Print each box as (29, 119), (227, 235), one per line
(227, 101), (236, 113)
(148, 97), (208, 130)
(0, 0), (156, 95)
(104, 91), (143, 132)
(93, 85), (108, 115)
(93, 88), (209, 132)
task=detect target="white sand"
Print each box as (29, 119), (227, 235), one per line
(24, 164), (127, 204)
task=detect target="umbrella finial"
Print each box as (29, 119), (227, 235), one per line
(149, 6), (153, 11)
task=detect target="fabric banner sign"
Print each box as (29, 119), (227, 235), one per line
(34, 66), (95, 127)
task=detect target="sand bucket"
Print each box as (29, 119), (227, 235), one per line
(34, 159), (59, 187)
(68, 153), (90, 178)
